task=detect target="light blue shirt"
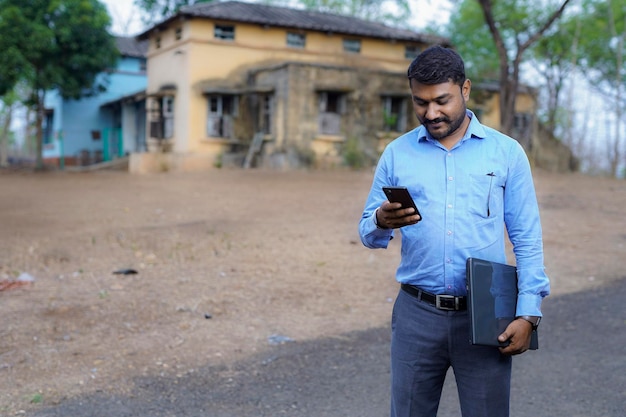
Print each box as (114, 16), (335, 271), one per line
(359, 111), (549, 317)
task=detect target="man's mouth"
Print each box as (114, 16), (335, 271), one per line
(426, 118), (447, 126)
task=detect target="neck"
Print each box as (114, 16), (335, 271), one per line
(439, 114), (470, 150)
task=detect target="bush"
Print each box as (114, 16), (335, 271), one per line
(343, 136), (366, 169)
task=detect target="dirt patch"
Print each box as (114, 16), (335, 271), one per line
(1, 168), (625, 414)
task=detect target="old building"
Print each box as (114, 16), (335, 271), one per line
(133, 1), (452, 172)
(43, 36), (148, 168)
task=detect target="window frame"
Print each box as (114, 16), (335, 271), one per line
(214, 24), (235, 41)
(381, 96), (407, 132)
(286, 32), (306, 48)
(43, 110), (54, 145)
(405, 45), (422, 60)
(206, 94), (240, 138)
(342, 38), (361, 54)
(259, 94), (274, 135)
(318, 91), (347, 136)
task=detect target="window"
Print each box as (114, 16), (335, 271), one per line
(214, 25), (235, 40)
(405, 45), (422, 60)
(343, 39), (361, 53)
(318, 91), (346, 135)
(162, 96), (174, 139)
(260, 94), (273, 135)
(381, 96), (407, 132)
(43, 110), (54, 145)
(286, 32), (306, 48)
(155, 37), (161, 49)
(175, 27), (182, 40)
(207, 95), (239, 138)
(512, 112), (533, 148)
(139, 58), (147, 72)
(513, 113), (532, 132)
(149, 96), (174, 139)
(513, 113), (533, 142)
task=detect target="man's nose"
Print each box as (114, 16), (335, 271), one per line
(425, 103), (440, 120)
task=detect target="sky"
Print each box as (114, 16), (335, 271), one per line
(102, 0), (144, 36)
(100, 0), (453, 36)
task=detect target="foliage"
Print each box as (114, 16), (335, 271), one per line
(0, 0), (119, 169)
(575, 0), (626, 178)
(447, 0), (575, 82)
(133, 0), (216, 26)
(531, 10), (583, 135)
(0, 0), (118, 99)
(445, 0), (573, 136)
(295, 0), (411, 26)
(446, 0), (499, 81)
(294, 143), (316, 167)
(383, 110), (398, 132)
(448, 0), (573, 81)
(29, 392), (43, 404)
(0, 88), (19, 167)
(213, 152), (223, 168)
(342, 136), (366, 169)
(446, 0), (625, 176)
(576, 0), (626, 92)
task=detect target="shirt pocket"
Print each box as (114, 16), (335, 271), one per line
(468, 173), (504, 220)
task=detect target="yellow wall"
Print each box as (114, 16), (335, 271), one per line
(468, 85), (536, 131)
(145, 19), (420, 156)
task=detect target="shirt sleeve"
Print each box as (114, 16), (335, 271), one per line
(504, 142), (551, 317)
(359, 154), (395, 249)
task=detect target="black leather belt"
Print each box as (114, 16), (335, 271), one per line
(401, 284), (467, 311)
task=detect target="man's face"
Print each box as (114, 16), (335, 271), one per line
(409, 79), (471, 141)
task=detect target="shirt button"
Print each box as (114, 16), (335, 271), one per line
(447, 230), (452, 235)
(447, 204), (452, 208)
(448, 176), (453, 181)
(446, 258), (452, 263)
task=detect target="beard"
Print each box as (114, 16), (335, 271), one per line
(422, 106), (467, 140)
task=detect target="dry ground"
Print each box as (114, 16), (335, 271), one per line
(1, 167), (625, 415)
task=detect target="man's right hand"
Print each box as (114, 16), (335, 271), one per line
(376, 201), (421, 229)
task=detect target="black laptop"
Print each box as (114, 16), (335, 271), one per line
(466, 257), (538, 349)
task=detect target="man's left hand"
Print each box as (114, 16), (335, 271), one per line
(497, 318), (533, 355)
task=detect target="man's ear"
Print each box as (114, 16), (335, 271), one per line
(462, 79), (471, 101)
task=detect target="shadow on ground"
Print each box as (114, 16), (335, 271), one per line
(31, 278), (626, 417)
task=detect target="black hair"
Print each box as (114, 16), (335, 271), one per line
(407, 45), (466, 87)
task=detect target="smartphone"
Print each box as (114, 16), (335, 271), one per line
(382, 186), (421, 218)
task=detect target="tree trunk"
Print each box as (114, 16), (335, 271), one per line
(477, 0), (573, 139)
(35, 89), (45, 171)
(0, 104), (12, 167)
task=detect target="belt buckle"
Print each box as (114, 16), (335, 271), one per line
(436, 294), (458, 311)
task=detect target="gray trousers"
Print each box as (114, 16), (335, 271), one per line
(391, 288), (512, 417)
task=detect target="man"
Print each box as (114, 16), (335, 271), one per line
(358, 46), (549, 417)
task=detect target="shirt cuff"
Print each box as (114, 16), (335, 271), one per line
(515, 293), (544, 317)
(373, 207), (387, 229)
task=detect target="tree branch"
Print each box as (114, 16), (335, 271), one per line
(519, 0), (573, 54)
